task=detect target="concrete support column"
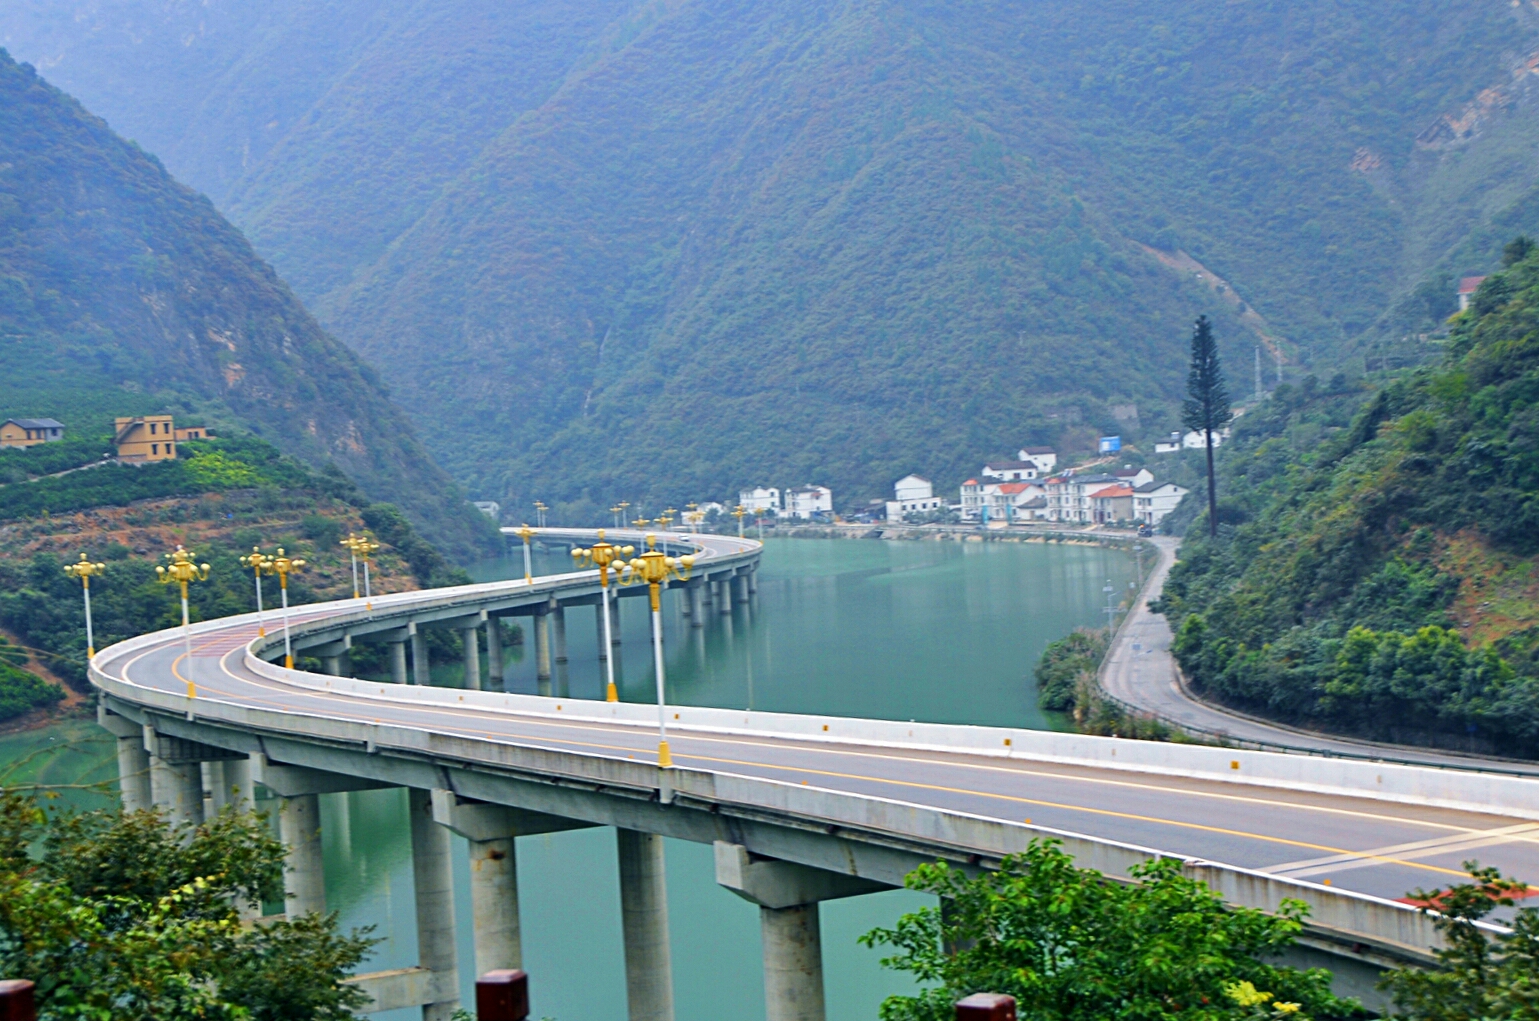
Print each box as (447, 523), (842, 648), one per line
(224, 758), (255, 812)
(461, 626), (481, 691)
(617, 829), (674, 1021)
(203, 760), (227, 817)
(762, 904), (825, 1021)
(280, 793), (325, 916)
(748, 565), (759, 595)
(411, 631), (429, 685)
(409, 788), (460, 1020)
(469, 836), (521, 974)
(150, 756), (204, 828)
(485, 620), (503, 691)
(734, 573), (750, 604)
(321, 654), (344, 676)
(718, 578), (732, 614)
(610, 597), (622, 645)
(116, 736), (151, 812)
(390, 640), (409, 685)
(688, 582), (704, 628)
(552, 604), (568, 663)
(534, 610), (551, 696)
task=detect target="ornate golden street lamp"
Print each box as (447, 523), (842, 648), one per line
(62, 553), (106, 659)
(616, 501), (631, 528)
(354, 533), (381, 611)
(271, 548), (306, 669)
(239, 547), (275, 637)
(341, 532), (362, 598)
(514, 523), (535, 584)
(155, 546), (210, 695)
(571, 530), (636, 702)
(620, 548), (694, 766)
(534, 501), (548, 528)
(610, 505), (625, 528)
(732, 504), (748, 538)
(657, 508), (677, 531)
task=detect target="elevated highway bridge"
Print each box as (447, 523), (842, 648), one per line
(91, 529), (1537, 1020)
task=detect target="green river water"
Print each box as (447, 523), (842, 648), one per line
(14, 536), (1135, 1021)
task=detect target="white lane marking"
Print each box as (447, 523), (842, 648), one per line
(1266, 823), (1539, 878)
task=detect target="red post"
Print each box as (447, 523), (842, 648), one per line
(0, 980), (35, 1021)
(476, 969), (529, 1021)
(955, 992), (1016, 1021)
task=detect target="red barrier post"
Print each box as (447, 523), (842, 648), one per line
(476, 969), (529, 1021)
(0, 980), (35, 1021)
(955, 992), (1016, 1021)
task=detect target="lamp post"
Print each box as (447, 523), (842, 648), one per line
(620, 548), (694, 766)
(155, 546), (211, 696)
(610, 505), (625, 529)
(617, 501), (630, 529)
(515, 524), (535, 584)
(62, 554), (106, 659)
(732, 504), (747, 538)
(354, 534), (381, 611)
(272, 548), (306, 669)
(239, 547), (275, 637)
(534, 501), (548, 528)
(342, 533), (361, 599)
(657, 509), (676, 533)
(571, 530), (636, 702)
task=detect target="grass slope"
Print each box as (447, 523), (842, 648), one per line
(0, 50), (498, 559)
(1155, 244), (1539, 756)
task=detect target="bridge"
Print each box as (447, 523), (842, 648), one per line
(90, 528), (1537, 1021)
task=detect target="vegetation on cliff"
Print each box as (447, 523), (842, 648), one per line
(0, 49), (497, 558)
(1156, 242), (1539, 755)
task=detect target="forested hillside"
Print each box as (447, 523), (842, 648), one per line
(7, 2), (1539, 513)
(1156, 241), (1539, 756)
(0, 51), (497, 558)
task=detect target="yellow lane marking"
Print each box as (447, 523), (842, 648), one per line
(1268, 823), (1539, 879)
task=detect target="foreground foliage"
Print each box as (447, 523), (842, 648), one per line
(1381, 864), (1539, 1021)
(861, 840), (1361, 1021)
(0, 790), (377, 1020)
(1158, 243), (1539, 754)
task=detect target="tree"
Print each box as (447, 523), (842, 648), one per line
(1181, 315), (1233, 538)
(0, 790), (378, 1020)
(860, 839), (1363, 1021)
(1379, 863), (1539, 1020)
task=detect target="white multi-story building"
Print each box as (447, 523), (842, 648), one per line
(1133, 482), (1188, 525)
(1017, 447), (1057, 470)
(1181, 428), (1230, 449)
(982, 460), (1040, 482)
(739, 486), (781, 512)
(1154, 432), (1183, 454)
(887, 475), (943, 522)
(961, 479), (1044, 522)
(786, 485), (833, 520)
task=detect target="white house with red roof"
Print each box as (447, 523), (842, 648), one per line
(1458, 275), (1487, 312)
(1088, 484), (1135, 524)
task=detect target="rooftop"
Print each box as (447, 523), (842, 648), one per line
(1090, 484), (1134, 499)
(984, 459), (1038, 470)
(1458, 275), (1488, 295)
(6, 418), (64, 429)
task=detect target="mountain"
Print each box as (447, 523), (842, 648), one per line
(1155, 240), (1539, 756)
(6, 2), (1539, 515)
(0, 50), (498, 558)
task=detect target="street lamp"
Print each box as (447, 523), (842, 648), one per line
(341, 532), (362, 599)
(62, 554), (105, 659)
(657, 508), (676, 531)
(515, 524), (535, 584)
(610, 505), (625, 529)
(272, 548), (306, 669)
(732, 504), (747, 538)
(617, 501), (631, 529)
(620, 548), (695, 766)
(354, 534), (381, 610)
(571, 530), (636, 702)
(155, 546), (210, 696)
(534, 501), (548, 528)
(239, 547), (275, 637)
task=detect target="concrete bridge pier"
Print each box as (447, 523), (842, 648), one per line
(409, 788), (461, 1020)
(279, 794), (325, 916)
(431, 791), (596, 977)
(411, 628), (429, 685)
(321, 654), (344, 676)
(748, 565), (759, 595)
(733, 572), (750, 605)
(617, 829), (674, 1021)
(144, 728), (205, 829)
(390, 640), (410, 685)
(486, 618), (504, 691)
(715, 842), (889, 1021)
(717, 578), (732, 614)
(534, 607), (552, 696)
(98, 706), (150, 811)
(594, 602), (609, 662)
(688, 581), (704, 627)
(610, 596), (623, 646)
(552, 602), (568, 663)
(460, 622), (482, 691)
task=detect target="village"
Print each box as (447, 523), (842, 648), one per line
(728, 425), (1234, 532)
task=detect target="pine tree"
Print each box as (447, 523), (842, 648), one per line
(1180, 315), (1233, 538)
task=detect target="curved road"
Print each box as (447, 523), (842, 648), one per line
(1102, 536), (1539, 777)
(88, 530), (1539, 916)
